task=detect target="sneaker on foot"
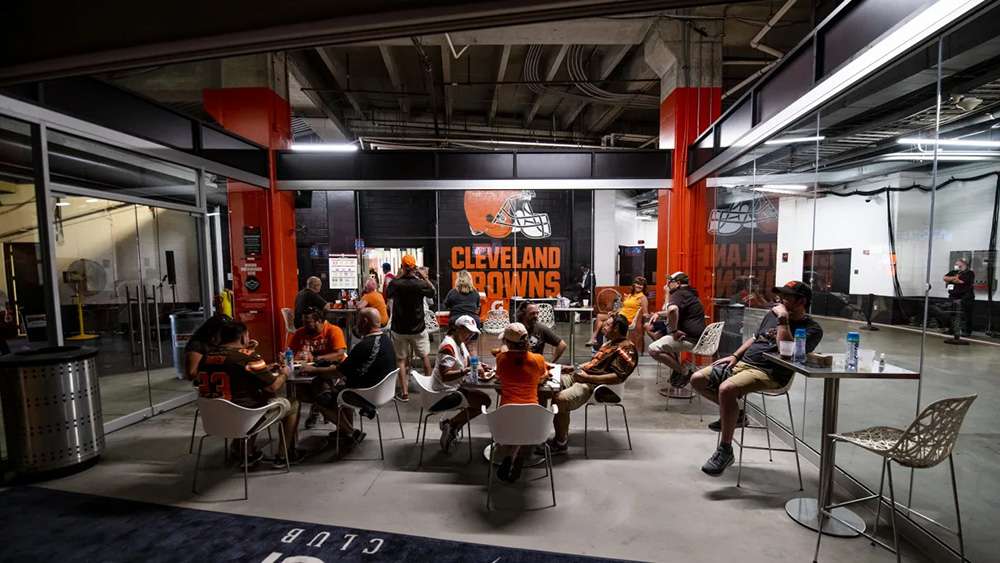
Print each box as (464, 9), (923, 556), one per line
(394, 393), (409, 403)
(439, 420), (459, 453)
(669, 368), (692, 388)
(536, 437), (568, 456)
(272, 448), (305, 468)
(497, 456), (514, 483)
(701, 443), (735, 476)
(707, 410), (746, 432)
(240, 449), (265, 469)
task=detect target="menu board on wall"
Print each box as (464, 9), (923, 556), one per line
(328, 254), (358, 289)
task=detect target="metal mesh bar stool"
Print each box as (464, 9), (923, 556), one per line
(813, 394), (977, 563)
(664, 321), (724, 422)
(734, 375), (803, 491)
(482, 301), (510, 335)
(537, 303), (556, 329)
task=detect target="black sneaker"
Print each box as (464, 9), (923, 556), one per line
(701, 444), (735, 476)
(272, 448), (305, 468)
(538, 437), (568, 456)
(708, 410), (746, 432)
(497, 456), (514, 483)
(240, 450), (265, 469)
(669, 367), (692, 388)
(439, 420), (460, 453)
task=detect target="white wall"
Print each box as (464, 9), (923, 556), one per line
(594, 190), (658, 286)
(775, 167), (1000, 299)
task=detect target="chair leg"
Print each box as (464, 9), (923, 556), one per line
(871, 458), (887, 545)
(619, 404), (632, 451)
(189, 408), (199, 454)
(486, 442), (496, 510)
(949, 454), (965, 562)
(418, 412), (432, 468)
(584, 403), (590, 458)
(886, 460), (901, 563)
(761, 393), (773, 462)
(785, 393), (803, 491)
(466, 419), (473, 463)
(812, 501), (826, 563)
(415, 407), (424, 444)
(546, 443), (556, 508)
(278, 423), (291, 474)
(394, 399), (405, 439)
(376, 412), (385, 461)
(604, 405), (610, 432)
(192, 435), (207, 494)
(737, 395), (747, 488)
(267, 427), (274, 457)
(698, 393), (704, 423)
(242, 437), (249, 501)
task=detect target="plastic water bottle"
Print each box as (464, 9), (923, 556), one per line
(846, 332), (860, 370)
(468, 355), (480, 383)
(284, 348), (294, 369)
(793, 328), (807, 363)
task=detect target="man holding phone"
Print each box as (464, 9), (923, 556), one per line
(385, 255), (436, 401)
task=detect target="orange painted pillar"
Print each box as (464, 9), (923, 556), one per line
(203, 88), (296, 359)
(656, 87), (721, 313)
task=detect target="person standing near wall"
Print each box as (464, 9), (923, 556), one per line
(385, 255), (435, 401)
(934, 258), (975, 336)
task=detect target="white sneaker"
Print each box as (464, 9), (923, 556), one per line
(439, 419), (459, 453)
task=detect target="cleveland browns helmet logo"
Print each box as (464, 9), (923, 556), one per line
(463, 190), (551, 239)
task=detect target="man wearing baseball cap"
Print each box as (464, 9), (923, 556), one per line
(385, 254), (436, 401)
(647, 272), (706, 393)
(430, 315), (491, 453)
(690, 280), (823, 476)
(492, 322), (551, 482)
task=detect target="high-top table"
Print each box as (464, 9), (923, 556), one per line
(764, 352), (919, 537)
(554, 306), (595, 362)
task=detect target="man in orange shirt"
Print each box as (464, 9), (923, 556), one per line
(289, 308), (348, 362)
(493, 322), (550, 482)
(358, 278), (389, 327)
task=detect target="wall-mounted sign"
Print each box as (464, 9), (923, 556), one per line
(464, 190), (551, 239)
(243, 226), (262, 256)
(328, 254), (359, 289)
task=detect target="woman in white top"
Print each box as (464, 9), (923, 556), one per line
(432, 315), (492, 452)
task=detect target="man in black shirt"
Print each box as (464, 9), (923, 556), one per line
(691, 280), (823, 476)
(301, 308), (397, 444)
(294, 276), (329, 328)
(385, 255), (435, 401)
(647, 272), (707, 392)
(933, 258), (975, 336)
(197, 321), (300, 466)
(516, 302), (566, 362)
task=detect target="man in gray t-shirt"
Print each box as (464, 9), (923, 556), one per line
(517, 303), (566, 362)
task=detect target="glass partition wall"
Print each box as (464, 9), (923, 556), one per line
(708, 6), (1000, 560)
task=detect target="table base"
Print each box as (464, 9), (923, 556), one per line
(785, 498), (865, 537)
(483, 443), (546, 467)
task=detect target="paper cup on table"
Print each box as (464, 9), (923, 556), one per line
(582, 299), (590, 307)
(778, 340), (795, 358)
(861, 350), (877, 370)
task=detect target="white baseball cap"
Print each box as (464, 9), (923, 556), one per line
(454, 315), (481, 334)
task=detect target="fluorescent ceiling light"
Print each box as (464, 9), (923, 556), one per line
(85, 198), (100, 203)
(881, 154), (1000, 162)
(897, 137), (1000, 148)
(764, 136), (826, 145)
(290, 143), (358, 152)
(55, 201), (71, 206)
(762, 184), (809, 191)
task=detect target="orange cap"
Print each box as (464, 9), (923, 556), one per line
(401, 255), (417, 268)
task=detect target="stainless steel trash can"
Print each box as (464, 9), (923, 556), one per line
(0, 346), (104, 474)
(170, 311), (205, 379)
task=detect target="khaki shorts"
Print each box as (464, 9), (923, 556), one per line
(648, 335), (694, 355)
(392, 330), (430, 360)
(557, 372), (595, 412)
(705, 361), (782, 394)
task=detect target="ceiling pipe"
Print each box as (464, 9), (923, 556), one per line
(749, 0), (798, 59)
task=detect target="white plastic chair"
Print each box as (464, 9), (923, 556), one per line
(664, 321), (725, 421)
(411, 370), (473, 467)
(191, 397), (290, 500)
(734, 374), (803, 491)
(335, 368), (405, 460)
(483, 301), (510, 335)
(537, 303), (556, 329)
(814, 395), (977, 563)
(424, 306), (440, 335)
(484, 403), (559, 510)
(583, 381), (632, 457)
(280, 308), (296, 341)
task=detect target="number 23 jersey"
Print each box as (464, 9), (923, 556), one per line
(196, 347), (277, 408)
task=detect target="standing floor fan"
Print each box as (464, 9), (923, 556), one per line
(63, 259), (105, 341)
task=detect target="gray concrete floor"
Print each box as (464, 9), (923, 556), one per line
(37, 354), (929, 563)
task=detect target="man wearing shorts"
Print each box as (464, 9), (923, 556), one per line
(197, 320), (300, 467)
(385, 254), (435, 401)
(647, 272), (706, 394)
(544, 314), (638, 455)
(690, 280), (822, 476)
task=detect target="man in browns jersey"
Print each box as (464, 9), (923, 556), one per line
(198, 320), (301, 467)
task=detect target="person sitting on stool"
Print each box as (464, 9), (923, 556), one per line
(647, 272), (706, 395)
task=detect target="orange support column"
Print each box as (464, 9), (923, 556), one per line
(656, 87), (720, 312)
(203, 88), (296, 359)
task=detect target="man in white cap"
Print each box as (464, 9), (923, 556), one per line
(432, 314), (492, 452)
(647, 271), (706, 392)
